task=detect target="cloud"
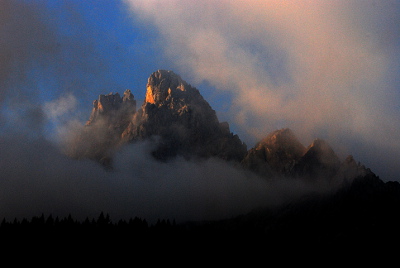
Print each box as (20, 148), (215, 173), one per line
(126, 0), (400, 181)
(0, 130), (330, 224)
(44, 94), (78, 120)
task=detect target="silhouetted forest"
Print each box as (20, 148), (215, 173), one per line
(1, 174), (400, 257)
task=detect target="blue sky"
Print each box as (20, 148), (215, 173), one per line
(1, 0), (400, 184)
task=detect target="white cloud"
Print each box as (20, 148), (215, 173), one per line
(44, 94), (77, 120)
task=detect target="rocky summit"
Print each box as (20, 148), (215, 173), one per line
(241, 128), (306, 177)
(71, 70), (247, 166)
(71, 69), (378, 186)
(241, 127), (376, 186)
(121, 70), (247, 161)
(86, 89), (136, 128)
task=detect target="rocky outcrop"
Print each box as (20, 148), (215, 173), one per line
(242, 128), (377, 185)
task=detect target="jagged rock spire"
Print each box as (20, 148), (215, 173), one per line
(123, 69), (247, 161)
(145, 70), (188, 105)
(86, 89), (136, 126)
(74, 70), (246, 165)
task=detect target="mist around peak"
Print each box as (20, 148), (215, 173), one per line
(29, 68), (382, 227)
(1, 68), (361, 224)
(0, 128), (334, 225)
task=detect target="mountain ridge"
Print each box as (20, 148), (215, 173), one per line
(7, 69), (400, 254)
(72, 69), (378, 188)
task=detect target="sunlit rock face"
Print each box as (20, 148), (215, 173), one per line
(144, 69), (187, 105)
(123, 70), (247, 161)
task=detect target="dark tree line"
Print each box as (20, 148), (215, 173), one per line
(1, 212), (148, 229)
(0, 211), (184, 247)
(0, 212), (182, 233)
(1, 175), (399, 257)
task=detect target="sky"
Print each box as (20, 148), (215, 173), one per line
(0, 0), (400, 222)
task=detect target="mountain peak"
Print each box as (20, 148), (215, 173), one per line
(242, 128), (306, 176)
(145, 69), (191, 105)
(308, 138), (330, 149)
(128, 70), (247, 161)
(258, 128), (302, 148)
(68, 69), (246, 163)
(304, 138), (340, 165)
(86, 89), (136, 126)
